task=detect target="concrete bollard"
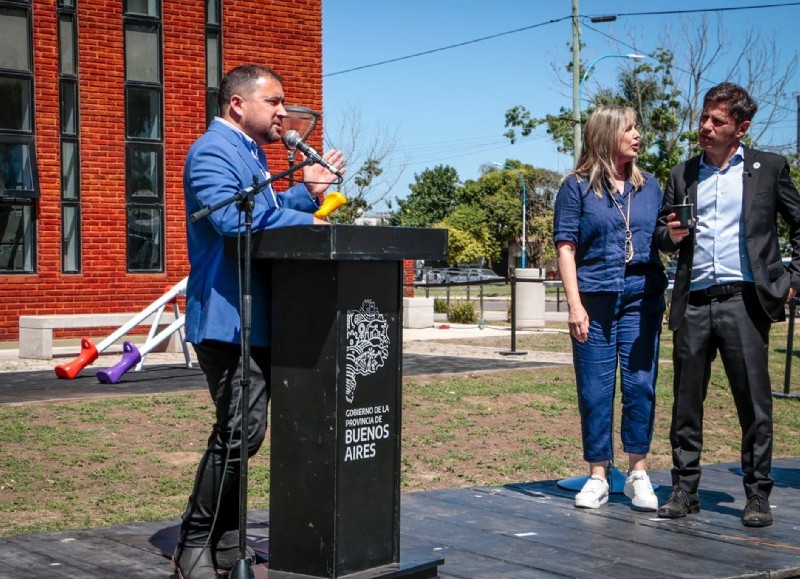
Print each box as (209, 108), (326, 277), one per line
(403, 297), (434, 328)
(514, 268), (546, 328)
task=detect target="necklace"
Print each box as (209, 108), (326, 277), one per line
(610, 189), (634, 263)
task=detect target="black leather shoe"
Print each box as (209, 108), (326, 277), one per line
(172, 545), (218, 579)
(212, 529), (256, 571)
(214, 544), (255, 571)
(742, 495), (773, 527)
(657, 489), (700, 518)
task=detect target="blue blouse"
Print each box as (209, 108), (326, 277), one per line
(553, 172), (665, 293)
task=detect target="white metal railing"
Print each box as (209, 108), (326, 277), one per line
(55, 277), (189, 379)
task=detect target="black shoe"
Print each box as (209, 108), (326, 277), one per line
(657, 489), (700, 518)
(742, 495), (773, 527)
(213, 544), (255, 571)
(171, 545), (218, 579)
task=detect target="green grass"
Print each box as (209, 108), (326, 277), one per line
(1, 321), (800, 537)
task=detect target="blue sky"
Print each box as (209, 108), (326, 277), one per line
(321, 1), (800, 212)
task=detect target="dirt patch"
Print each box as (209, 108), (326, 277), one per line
(159, 451), (204, 468)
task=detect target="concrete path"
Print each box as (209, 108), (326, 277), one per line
(1, 315), (569, 374)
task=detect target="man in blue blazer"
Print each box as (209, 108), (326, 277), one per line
(175, 64), (344, 578)
(655, 83), (800, 528)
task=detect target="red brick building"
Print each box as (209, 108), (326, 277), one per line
(0, 0), (323, 343)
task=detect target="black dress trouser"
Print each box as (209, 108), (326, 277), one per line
(670, 284), (774, 500)
(179, 340), (271, 548)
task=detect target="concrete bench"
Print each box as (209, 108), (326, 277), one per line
(19, 312), (179, 359)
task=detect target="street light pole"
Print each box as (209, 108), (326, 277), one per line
(579, 53), (646, 97)
(520, 174), (527, 269)
(573, 53), (645, 164)
(493, 163), (527, 269)
(571, 0), (581, 169)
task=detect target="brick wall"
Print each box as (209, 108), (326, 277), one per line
(403, 260), (415, 297)
(0, 0), (323, 342)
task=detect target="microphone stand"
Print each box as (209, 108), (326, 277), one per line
(189, 157), (314, 579)
(287, 149), (297, 187)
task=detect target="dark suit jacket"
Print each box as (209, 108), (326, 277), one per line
(654, 146), (800, 331)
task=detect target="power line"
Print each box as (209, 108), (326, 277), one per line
(325, 2), (800, 78)
(588, 1), (800, 19)
(382, 132), (552, 172)
(324, 16), (570, 77)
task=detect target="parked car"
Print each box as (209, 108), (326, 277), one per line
(451, 268), (505, 284)
(425, 268), (461, 284)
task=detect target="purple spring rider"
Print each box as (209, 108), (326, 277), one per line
(96, 341), (142, 384)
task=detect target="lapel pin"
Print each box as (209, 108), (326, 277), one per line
(753, 162), (761, 169)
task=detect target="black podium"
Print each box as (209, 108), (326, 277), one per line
(249, 225), (447, 579)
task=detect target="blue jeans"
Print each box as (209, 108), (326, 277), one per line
(572, 273), (665, 463)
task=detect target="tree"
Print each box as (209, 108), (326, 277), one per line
(528, 213), (556, 268)
(504, 17), (798, 185)
(600, 49), (683, 184)
(778, 155), (800, 256)
(391, 161), (560, 267)
(328, 157), (379, 224)
(390, 165), (462, 227)
(439, 204), (499, 266)
(505, 49), (683, 183)
(323, 104), (404, 223)
(671, 17), (798, 150)
(474, 162), (562, 268)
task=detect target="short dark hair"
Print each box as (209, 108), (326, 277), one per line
(218, 64), (283, 112)
(703, 82), (758, 124)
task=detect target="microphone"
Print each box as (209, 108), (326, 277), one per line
(282, 130), (342, 177)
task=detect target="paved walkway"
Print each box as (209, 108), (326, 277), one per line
(0, 318), (572, 405)
(0, 311), (569, 374)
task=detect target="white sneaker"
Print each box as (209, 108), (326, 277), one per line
(624, 470), (658, 511)
(575, 475), (609, 509)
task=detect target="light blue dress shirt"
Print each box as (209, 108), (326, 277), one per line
(214, 117), (279, 206)
(691, 145), (754, 291)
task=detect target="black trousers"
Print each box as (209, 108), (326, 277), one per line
(670, 285), (774, 500)
(179, 340), (271, 548)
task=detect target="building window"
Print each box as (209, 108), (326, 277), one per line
(205, 0), (221, 125)
(0, 6), (29, 71)
(0, 137), (36, 194)
(0, 1), (37, 274)
(59, 3), (80, 273)
(0, 76), (31, 131)
(125, 0), (159, 18)
(126, 86), (161, 139)
(0, 203), (34, 272)
(124, 2), (163, 272)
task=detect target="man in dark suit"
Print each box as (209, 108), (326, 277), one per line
(654, 82), (800, 527)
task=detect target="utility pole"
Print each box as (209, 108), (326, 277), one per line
(572, 0), (581, 167)
(796, 94), (799, 156)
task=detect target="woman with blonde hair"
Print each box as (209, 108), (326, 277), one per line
(553, 106), (667, 511)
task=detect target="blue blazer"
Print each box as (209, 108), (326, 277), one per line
(183, 119), (319, 346)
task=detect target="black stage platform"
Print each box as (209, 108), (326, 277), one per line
(1, 458), (799, 577)
(0, 353), (564, 404)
